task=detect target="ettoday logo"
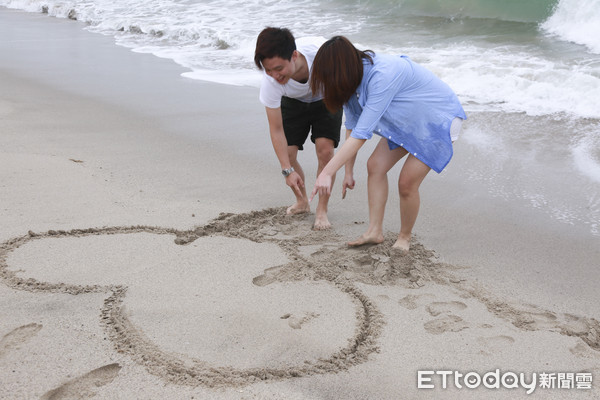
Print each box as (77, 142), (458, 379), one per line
(418, 370), (593, 394)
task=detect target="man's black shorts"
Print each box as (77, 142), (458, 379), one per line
(281, 96), (342, 150)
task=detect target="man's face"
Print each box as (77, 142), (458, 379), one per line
(261, 52), (297, 85)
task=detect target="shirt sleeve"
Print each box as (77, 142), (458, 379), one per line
(343, 102), (357, 130)
(349, 66), (408, 140)
(259, 74), (284, 108)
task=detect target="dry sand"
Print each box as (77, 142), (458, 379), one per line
(1, 7), (599, 400)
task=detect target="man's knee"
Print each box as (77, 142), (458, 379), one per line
(315, 139), (334, 162)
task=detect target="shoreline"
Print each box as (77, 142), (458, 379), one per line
(1, 7), (599, 399)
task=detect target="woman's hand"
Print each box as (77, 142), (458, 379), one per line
(342, 173), (355, 199)
(309, 136), (367, 202)
(309, 172), (332, 202)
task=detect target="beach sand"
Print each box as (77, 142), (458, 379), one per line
(1, 8), (599, 400)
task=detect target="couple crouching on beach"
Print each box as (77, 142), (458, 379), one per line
(254, 27), (466, 252)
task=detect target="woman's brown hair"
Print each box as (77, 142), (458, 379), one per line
(310, 36), (373, 112)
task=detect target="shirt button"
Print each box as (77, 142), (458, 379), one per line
(388, 136), (392, 139)
(414, 152), (417, 156)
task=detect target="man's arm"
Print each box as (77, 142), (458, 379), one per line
(265, 106), (304, 195)
(265, 107), (291, 169)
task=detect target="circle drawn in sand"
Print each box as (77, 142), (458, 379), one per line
(0, 208), (384, 388)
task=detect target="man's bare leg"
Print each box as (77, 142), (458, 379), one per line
(313, 137), (335, 230)
(349, 139), (407, 246)
(286, 145), (310, 215)
(392, 154), (431, 251)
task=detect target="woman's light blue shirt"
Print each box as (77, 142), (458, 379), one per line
(343, 53), (466, 173)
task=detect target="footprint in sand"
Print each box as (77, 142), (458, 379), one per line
(570, 341), (600, 359)
(426, 301), (467, 317)
(561, 313), (593, 336)
(514, 310), (558, 330)
(0, 323), (43, 358)
(424, 315), (469, 335)
(281, 312), (320, 330)
(486, 301), (600, 351)
(398, 293), (436, 310)
(40, 363), (121, 400)
(477, 335), (515, 355)
(252, 265), (285, 287)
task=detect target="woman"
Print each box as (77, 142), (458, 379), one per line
(309, 36), (466, 251)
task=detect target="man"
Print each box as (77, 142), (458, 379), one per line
(254, 27), (342, 230)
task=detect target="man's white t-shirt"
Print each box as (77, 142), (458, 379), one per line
(259, 37), (326, 109)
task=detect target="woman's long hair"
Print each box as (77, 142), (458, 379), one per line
(310, 36), (373, 112)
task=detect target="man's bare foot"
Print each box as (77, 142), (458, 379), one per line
(312, 212), (332, 230)
(286, 202), (310, 215)
(348, 233), (384, 247)
(392, 236), (410, 252)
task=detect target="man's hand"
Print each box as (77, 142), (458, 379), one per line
(286, 172), (304, 197)
(309, 172), (332, 202)
(342, 173), (355, 199)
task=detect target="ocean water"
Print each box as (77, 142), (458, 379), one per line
(2, 0), (600, 237)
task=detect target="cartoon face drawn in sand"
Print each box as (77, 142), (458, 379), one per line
(1, 207), (599, 389)
(1, 208), (387, 387)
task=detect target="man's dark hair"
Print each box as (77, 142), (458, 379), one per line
(254, 27), (296, 70)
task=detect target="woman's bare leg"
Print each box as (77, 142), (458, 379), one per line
(393, 154), (431, 251)
(349, 138), (407, 246)
(313, 137), (336, 230)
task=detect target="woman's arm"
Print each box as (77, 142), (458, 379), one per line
(310, 136), (366, 200)
(342, 129), (357, 198)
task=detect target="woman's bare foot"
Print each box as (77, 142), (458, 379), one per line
(348, 232), (384, 247)
(312, 212), (332, 230)
(286, 202), (310, 215)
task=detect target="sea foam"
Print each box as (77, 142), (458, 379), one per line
(2, 0), (600, 120)
(542, 0), (600, 54)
